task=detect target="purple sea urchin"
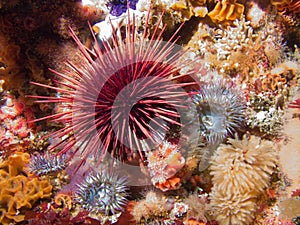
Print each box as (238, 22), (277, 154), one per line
(75, 171), (128, 216)
(192, 79), (245, 146)
(27, 152), (67, 176)
(29, 10), (199, 169)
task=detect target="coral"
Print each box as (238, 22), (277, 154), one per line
(210, 135), (277, 194)
(208, 0), (244, 25)
(187, 16), (284, 81)
(27, 152), (67, 176)
(191, 79), (246, 146)
(146, 141), (186, 191)
(0, 152), (52, 224)
(75, 171), (128, 221)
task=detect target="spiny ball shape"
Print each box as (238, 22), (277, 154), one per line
(30, 11), (196, 167)
(192, 80), (245, 145)
(27, 152), (67, 176)
(75, 171), (128, 215)
(210, 135), (277, 194)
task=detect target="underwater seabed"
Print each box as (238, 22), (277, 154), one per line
(0, 0), (300, 224)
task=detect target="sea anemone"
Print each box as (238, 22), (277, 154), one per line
(75, 171), (128, 216)
(27, 152), (67, 176)
(29, 10), (198, 168)
(192, 79), (245, 146)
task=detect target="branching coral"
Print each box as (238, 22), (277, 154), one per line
(0, 152), (52, 224)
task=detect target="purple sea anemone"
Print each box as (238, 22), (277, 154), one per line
(28, 10), (198, 170)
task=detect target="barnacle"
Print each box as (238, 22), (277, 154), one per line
(208, 0), (244, 24)
(0, 152), (52, 225)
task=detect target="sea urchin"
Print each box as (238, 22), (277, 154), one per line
(28, 10), (198, 168)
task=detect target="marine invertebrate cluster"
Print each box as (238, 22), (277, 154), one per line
(25, 202), (101, 225)
(209, 135), (277, 224)
(0, 152), (52, 224)
(27, 152), (68, 176)
(75, 171), (128, 221)
(169, 0), (208, 21)
(1, 0), (299, 224)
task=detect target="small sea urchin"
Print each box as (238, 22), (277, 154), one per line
(192, 79), (245, 146)
(29, 9), (198, 169)
(75, 171), (128, 216)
